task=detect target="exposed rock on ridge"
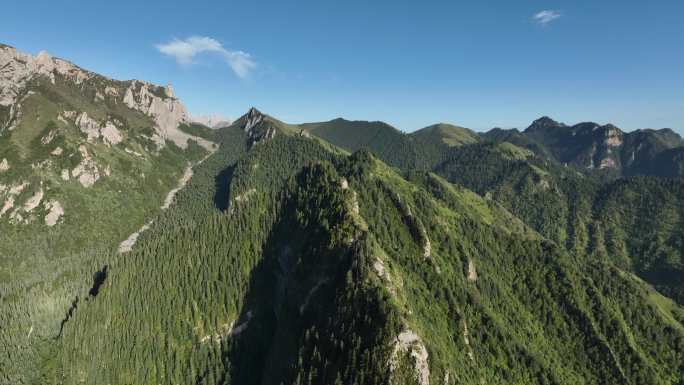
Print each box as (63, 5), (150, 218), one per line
(1, 44), (212, 150)
(0, 45), (92, 107)
(122, 80), (212, 149)
(240, 107), (277, 144)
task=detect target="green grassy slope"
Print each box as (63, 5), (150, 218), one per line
(410, 123), (480, 147)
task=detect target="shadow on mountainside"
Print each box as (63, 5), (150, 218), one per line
(214, 164), (236, 211)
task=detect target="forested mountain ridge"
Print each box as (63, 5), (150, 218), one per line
(1, 43), (683, 385)
(45, 117), (684, 384)
(304, 117), (684, 307)
(483, 116), (684, 177)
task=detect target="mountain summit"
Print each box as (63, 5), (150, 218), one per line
(525, 116), (566, 132)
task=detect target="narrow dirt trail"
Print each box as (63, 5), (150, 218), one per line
(118, 148), (216, 253)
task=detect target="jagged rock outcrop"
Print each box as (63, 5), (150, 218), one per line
(0, 45), (92, 107)
(71, 145), (100, 188)
(75, 112), (101, 142)
(123, 80), (212, 149)
(240, 107), (276, 144)
(100, 121), (123, 145)
(72, 112), (125, 145)
(0, 46), (92, 132)
(0, 182), (28, 218)
(1, 44), (212, 150)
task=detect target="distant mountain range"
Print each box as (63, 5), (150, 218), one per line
(1, 43), (682, 385)
(190, 113), (233, 129)
(484, 116), (684, 177)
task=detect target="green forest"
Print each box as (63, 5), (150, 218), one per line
(2, 108), (683, 384)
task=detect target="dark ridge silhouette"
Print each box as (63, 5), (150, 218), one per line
(214, 164), (236, 211)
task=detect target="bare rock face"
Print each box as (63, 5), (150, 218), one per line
(44, 200), (64, 226)
(2, 45), (212, 151)
(123, 80), (212, 149)
(604, 126), (623, 147)
(241, 107), (276, 144)
(0, 158), (9, 172)
(389, 329), (430, 385)
(71, 145), (100, 188)
(101, 121), (123, 145)
(0, 45), (91, 108)
(467, 259), (478, 282)
(0, 182), (43, 224)
(0, 182), (29, 218)
(67, 111), (124, 145)
(76, 112), (101, 142)
(104, 86), (119, 97)
(243, 107), (263, 133)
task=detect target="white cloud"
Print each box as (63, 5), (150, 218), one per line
(533, 10), (562, 26)
(156, 36), (256, 79)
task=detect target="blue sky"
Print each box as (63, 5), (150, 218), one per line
(2, 0), (683, 132)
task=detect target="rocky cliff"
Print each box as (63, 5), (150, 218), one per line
(0, 43), (213, 227)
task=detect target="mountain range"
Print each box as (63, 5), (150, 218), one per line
(1, 44), (683, 385)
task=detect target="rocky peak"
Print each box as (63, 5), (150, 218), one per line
(238, 107), (276, 144)
(121, 80), (213, 150)
(165, 83), (175, 98)
(243, 107), (264, 131)
(526, 116), (565, 132)
(0, 45), (92, 107)
(601, 124), (623, 147)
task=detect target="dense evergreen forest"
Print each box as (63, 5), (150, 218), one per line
(2, 109), (683, 384)
(311, 120), (684, 307)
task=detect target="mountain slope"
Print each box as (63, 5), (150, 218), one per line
(305, 117), (684, 308)
(593, 177), (684, 302)
(2, 44), (683, 385)
(42, 112), (684, 385)
(0, 44), (215, 384)
(504, 116), (684, 177)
